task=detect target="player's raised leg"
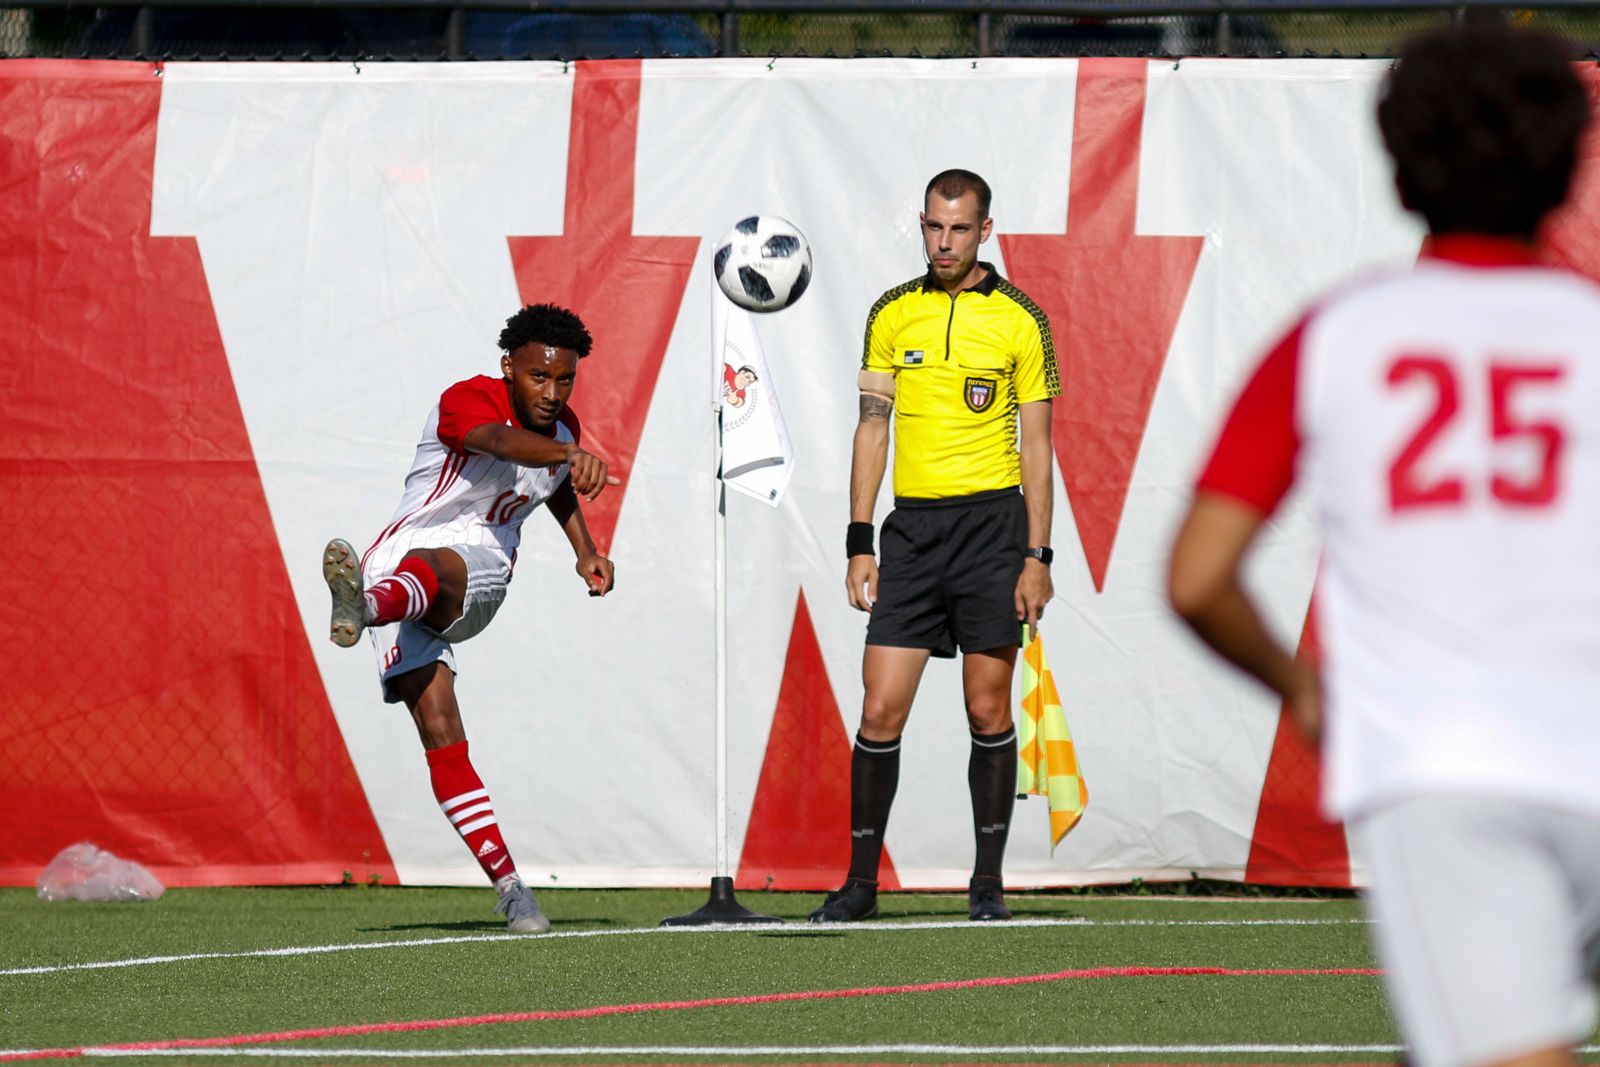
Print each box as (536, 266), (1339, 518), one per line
(963, 645), (1018, 921)
(392, 660), (549, 934)
(323, 544), (466, 648)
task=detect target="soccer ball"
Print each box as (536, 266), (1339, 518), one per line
(713, 215), (812, 313)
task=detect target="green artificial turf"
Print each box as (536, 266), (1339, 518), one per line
(0, 886), (1576, 1065)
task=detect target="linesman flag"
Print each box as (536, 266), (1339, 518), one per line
(712, 290), (794, 507)
(1016, 625), (1087, 851)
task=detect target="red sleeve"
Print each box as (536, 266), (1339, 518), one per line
(1196, 320), (1303, 515)
(436, 377), (509, 453)
(556, 406), (581, 446)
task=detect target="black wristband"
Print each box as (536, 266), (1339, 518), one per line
(846, 522), (875, 558)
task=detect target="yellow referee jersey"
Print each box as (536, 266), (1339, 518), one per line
(861, 264), (1060, 500)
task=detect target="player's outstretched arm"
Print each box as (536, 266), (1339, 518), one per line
(548, 477), (614, 597)
(1015, 400), (1055, 631)
(463, 423), (621, 500)
(847, 376), (893, 612)
(1167, 491), (1319, 741)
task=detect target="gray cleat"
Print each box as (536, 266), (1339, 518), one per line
(495, 875), (551, 934)
(322, 538), (365, 648)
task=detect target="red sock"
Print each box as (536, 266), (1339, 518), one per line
(367, 556), (439, 625)
(426, 741), (518, 884)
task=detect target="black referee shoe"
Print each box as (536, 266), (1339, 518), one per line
(968, 876), (1011, 921)
(808, 878), (879, 923)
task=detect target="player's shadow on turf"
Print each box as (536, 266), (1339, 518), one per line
(358, 920), (505, 933)
(361, 917), (622, 933)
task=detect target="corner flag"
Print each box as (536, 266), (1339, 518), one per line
(713, 291), (794, 507)
(1016, 625), (1087, 851)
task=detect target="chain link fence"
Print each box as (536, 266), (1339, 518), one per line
(2, 4), (1598, 63)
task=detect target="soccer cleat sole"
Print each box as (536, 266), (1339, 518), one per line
(507, 912), (552, 935)
(322, 538), (364, 648)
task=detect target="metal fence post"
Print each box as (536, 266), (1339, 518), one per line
(445, 7), (464, 59)
(977, 10), (992, 56)
(133, 5), (152, 57)
(1215, 10), (1232, 54)
(721, 8), (737, 56)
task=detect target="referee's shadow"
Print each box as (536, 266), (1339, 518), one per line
(871, 901), (1088, 923)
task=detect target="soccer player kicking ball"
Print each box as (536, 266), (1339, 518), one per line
(1170, 24), (1600, 1067)
(323, 303), (617, 934)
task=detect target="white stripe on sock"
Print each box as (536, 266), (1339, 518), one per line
(457, 814), (498, 836)
(971, 730), (1017, 748)
(397, 572), (430, 621)
(439, 788), (490, 814)
(447, 801), (495, 826)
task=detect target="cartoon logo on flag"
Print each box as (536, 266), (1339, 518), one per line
(714, 288), (793, 507)
(965, 377), (995, 413)
(723, 363), (757, 408)
(720, 350), (766, 433)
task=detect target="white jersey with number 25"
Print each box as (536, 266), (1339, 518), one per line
(1200, 236), (1600, 821)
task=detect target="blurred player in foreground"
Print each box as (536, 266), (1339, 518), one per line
(322, 303), (616, 934)
(1169, 23), (1600, 1067)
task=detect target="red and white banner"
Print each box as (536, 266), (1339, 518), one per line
(6, 57), (1599, 890)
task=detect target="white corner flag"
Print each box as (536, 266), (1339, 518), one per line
(713, 291), (794, 507)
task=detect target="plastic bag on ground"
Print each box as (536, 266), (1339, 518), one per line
(36, 842), (164, 902)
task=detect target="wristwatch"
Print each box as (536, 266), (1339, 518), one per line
(1025, 546), (1054, 566)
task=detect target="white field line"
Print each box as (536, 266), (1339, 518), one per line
(45, 1046), (1600, 1060)
(0, 916), (1371, 979)
(21, 1049), (1415, 1064)
(28, 1049), (1523, 1062)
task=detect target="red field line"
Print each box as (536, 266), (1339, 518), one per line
(0, 966), (1382, 1062)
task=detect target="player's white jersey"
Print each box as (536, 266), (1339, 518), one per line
(1202, 236), (1600, 820)
(361, 374), (576, 583)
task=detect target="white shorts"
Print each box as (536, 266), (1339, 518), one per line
(365, 543), (510, 704)
(1351, 794), (1600, 1067)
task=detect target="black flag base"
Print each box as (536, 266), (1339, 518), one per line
(660, 876), (785, 926)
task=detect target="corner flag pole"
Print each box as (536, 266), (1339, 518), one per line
(659, 286), (781, 927)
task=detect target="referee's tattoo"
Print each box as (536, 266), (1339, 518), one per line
(859, 394), (893, 421)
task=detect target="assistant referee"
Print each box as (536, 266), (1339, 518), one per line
(809, 168), (1060, 924)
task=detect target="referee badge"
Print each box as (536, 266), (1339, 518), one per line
(965, 377), (996, 413)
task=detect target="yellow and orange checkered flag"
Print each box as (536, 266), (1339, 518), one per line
(1016, 625), (1087, 852)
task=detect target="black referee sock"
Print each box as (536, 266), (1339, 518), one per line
(845, 732), (901, 884)
(969, 725), (1017, 881)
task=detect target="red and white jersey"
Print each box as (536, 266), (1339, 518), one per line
(1200, 235), (1600, 820)
(361, 374), (578, 581)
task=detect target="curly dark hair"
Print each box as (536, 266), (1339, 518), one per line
(925, 169), (992, 218)
(1378, 20), (1589, 239)
(497, 303), (593, 358)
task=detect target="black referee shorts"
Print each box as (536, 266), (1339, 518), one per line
(865, 487), (1027, 658)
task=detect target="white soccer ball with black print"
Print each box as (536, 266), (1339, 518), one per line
(713, 215), (813, 313)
